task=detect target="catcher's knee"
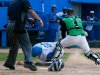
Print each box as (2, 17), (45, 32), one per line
(85, 50), (100, 65)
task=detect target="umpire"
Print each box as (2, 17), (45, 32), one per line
(4, 0), (43, 71)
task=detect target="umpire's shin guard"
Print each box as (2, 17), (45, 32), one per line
(85, 51), (100, 65)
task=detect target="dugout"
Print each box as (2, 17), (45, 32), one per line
(81, 4), (100, 41)
(71, 0), (100, 41)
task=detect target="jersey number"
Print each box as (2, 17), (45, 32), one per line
(41, 42), (52, 48)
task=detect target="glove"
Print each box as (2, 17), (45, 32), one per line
(27, 18), (37, 28)
(27, 18), (35, 25)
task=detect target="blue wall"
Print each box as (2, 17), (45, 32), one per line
(0, 7), (8, 30)
(0, 0), (70, 16)
(29, 0), (71, 14)
(0, 0), (12, 1)
(71, 0), (100, 4)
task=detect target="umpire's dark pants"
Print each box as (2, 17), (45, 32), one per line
(5, 21), (32, 66)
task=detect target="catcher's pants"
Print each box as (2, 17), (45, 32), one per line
(5, 22), (32, 66)
(61, 35), (90, 54)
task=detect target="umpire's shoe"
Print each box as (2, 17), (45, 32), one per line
(4, 63), (15, 70)
(24, 62), (37, 71)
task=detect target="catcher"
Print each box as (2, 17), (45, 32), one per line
(60, 8), (100, 65)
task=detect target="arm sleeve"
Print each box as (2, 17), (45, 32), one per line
(22, 0), (32, 12)
(59, 19), (67, 31)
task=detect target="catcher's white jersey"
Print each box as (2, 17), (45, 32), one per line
(34, 42), (57, 62)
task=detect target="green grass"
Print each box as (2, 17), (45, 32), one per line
(97, 52), (100, 55)
(61, 53), (70, 60)
(0, 53), (24, 61)
(0, 52), (100, 61)
(0, 53), (70, 61)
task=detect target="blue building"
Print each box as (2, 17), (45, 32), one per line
(0, 0), (100, 48)
(0, 0), (100, 22)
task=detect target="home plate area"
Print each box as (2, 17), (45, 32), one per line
(0, 48), (100, 75)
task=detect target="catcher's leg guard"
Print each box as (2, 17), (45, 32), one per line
(85, 51), (100, 65)
(52, 39), (64, 60)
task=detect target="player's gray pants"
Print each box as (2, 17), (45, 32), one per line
(5, 22), (32, 66)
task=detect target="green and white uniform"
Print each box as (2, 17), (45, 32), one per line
(63, 16), (85, 36)
(61, 16), (90, 54)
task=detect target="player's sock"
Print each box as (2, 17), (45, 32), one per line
(85, 50), (100, 65)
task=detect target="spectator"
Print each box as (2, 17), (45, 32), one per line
(85, 11), (99, 40)
(56, 7), (67, 17)
(85, 11), (99, 31)
(4, 0), (43, 71)
(47, 4), (59, 42)
(56, 7), (67, 39)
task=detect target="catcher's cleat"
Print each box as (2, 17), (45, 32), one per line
(85, 51), (100, 65)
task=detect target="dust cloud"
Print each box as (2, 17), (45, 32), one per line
(66, 51), (94, 65)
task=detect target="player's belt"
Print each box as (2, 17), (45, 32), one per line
(67, 27), (82, 30)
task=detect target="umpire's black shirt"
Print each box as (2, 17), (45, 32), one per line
(8, 0), (32, 33)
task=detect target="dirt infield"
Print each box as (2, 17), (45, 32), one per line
(0, 48), (100, 75)
(1, 63), (100, 75)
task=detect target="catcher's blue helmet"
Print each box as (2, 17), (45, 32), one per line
(48, 59), (64, 71)
(32, 46), (42, 57)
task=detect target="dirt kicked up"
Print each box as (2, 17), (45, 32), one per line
(0, 49), (100, 75)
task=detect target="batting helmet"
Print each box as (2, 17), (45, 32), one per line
(48, 59), (64, 71)
(32, 46), (42, 57)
